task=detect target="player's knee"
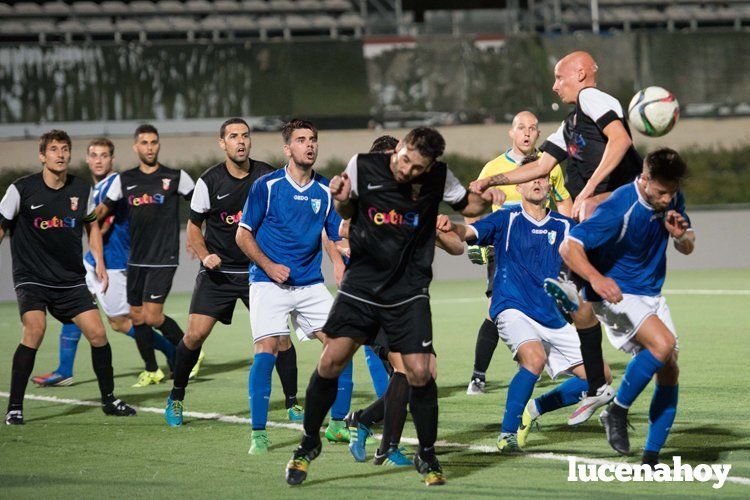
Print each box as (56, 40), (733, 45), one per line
(649, 333), (677, 361)
(108, 316), (131, 334)
(657, 354), (679, 384)
(403, 361), (431, 386)
(317, 353), (347, 379)
(143, 311), (164, 327)
(22, 328), (46, 349)
(254, 336), (280, 356)
(86, 327), (108, 347)
(278, 335), (292, 352)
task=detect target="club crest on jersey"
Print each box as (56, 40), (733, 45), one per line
(548, 230), (557, 245)
(311, 198), (321, 214)
(162, 178), (171, 191)
(70, 196), (79, 211)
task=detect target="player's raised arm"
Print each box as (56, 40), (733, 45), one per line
(332, 154), (359, 219)
(665, 193), (695, 255)
(97, 170), (123, 220)
(469, 153), (557, 194)
(435, 216), (464, 256)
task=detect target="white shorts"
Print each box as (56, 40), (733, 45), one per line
(84, 261), (130, 318)
(249, 282), (333, 343)
(495, 309), (583, 380)
(592, 294), (678, 355)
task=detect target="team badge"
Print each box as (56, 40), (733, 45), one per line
(311, 199), (321, 214)
(548, 230), (557, 245)
(162, 178), (171, 191)
(70, 197), (79, 211)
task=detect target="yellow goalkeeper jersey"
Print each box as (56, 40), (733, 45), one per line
(478, 149), (570, 212)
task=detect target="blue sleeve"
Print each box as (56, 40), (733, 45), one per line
(239, 178), (268, 232)
(568, 191), (629, 250)
(324, 203), (342, 242)
(673, 191), (691, 227)
(469, 210), (508, 246)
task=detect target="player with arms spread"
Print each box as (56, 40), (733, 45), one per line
(98, 124), (195, 387)
(284, 127), (499, 487)
(1, 130), (135, 424)
(560, 148), (694, 466)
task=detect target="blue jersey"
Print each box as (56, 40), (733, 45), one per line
(239, 168), (342, 286)
(470, 206), (575, 329)
(568, 181), (691, 301)
(84, 172), (130, 270)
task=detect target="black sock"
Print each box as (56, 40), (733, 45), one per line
(471, 318), (498, 381)
(91, 343), (115, 402)
(156, 315), (184, 346)
(377, 372), (410, 455)
(409, 377), (438, 462)
(170, 340), (201, 401)
(358, 395), (385, 428)
(8, 344), (37, 412)
(275, 344), (298, 409)
(300, 369), (338, 450)
(577, 324), (606, 397)
(133, 323), (158, 371)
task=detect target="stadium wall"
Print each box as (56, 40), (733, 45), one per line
(0, 209), (747, 303)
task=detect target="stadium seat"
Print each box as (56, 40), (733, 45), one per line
(226, 14), (258, 30)
(141, 17), (173, 32)
(297, 0), (324, 10)
(0, 20), (27, 34)
(14, 2), (44, 16)
(158, 0), (185, 14)
(101, 1), (130, 16)
(240, 0), (269, 13)
(214, 0), (240, 13)
(338, 12), (365, 28)
(258, 15), (284, 30)
(72, 1), (103, 15)
(185, 0), (213, 14)
(200, 14), (229, 30)
(0, 4), (12, 17)
(130, 1), (159, 14)
(115, 18), (144, 32)
(270, 0), (296, 12)
(43, 1), (71, 16)
(285, 14), (312, 29)
(311, 14), (336, 29)
(85, 18), (116, 33)
(28, 19), (58, 33)
(322, 0), (352, 11)
(58, 18), (87, 33)
(170, 16), (200, 31)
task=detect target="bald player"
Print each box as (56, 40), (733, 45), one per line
(466, 111), (572, 395)
(471, 51), (642, 423)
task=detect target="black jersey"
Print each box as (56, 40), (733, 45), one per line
(103, 165), (194, 266)
(540, 87), (643, 199)
(339, 153), (467, 306)
(189, 160), (275, 272)
(0, 172), (96, 287)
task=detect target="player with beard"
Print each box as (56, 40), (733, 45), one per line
(98, 124), (195, 387)
(1, 130), (135, 424)
(284, 127), (499, 487)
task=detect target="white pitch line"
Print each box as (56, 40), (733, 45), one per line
(2, 391), (748, 487)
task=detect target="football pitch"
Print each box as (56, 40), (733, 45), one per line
(1, 269), (748, 498)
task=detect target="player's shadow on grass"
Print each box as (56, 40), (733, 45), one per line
(303, 466), (410, 486)
(666, 424), (750, 463)
(0, 473), (175, 488)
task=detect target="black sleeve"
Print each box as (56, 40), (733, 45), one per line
(188, 209), (208, 225)
(449, 191), (470, 211)
(540, 141), (568, 163)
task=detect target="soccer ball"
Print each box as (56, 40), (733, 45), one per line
(627, 86), (680, 137)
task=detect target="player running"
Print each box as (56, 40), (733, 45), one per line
(284, 127), (499, 487)
(31, 138), (175, 387)
(1, 130), (136, 424)
(560, 148), (694, 466)
(470, 51), (642, 422)
(236, 119), (349, 455)
(98, 124), (195, 387)
(164, 118), (276, 426)
(439, 157), (611, 452)
(466, 110), (572, 396)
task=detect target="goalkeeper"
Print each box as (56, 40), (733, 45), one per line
(466, 111), (571, 395)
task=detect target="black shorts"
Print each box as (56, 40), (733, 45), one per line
(189, 270), (249, 325)
(16, 284), (98, 324)
(485, 247), (496, 298)
(324, 293), (433, 355)
(127, 265), (177, 306)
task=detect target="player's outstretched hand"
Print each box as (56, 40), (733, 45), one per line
(202, 253), (222, 270)
(481, 188), (506, 207)
(469, 178), (490, 194)
(96, 262), (109, 294)
(571, 185), (594, 221)
(436, 214), (453, 233)
(591, 275), (622, 304)
(664, 210), (689, 239)
(266, 263), (291, 284)
(330, 173), (351, 202)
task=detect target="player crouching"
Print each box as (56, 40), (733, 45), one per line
(438, 156), (611, 452)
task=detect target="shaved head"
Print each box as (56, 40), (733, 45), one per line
(511, 110), (538, 129)
(508, 110), (540, 155)
(552, 51), (599, 104)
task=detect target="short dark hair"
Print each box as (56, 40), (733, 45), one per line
(645, 148), (688, 184)
(220, 117), (250, 138)
(403, 127), (445, 161)
(39, 129), (71, 154)
(519, 154), (537, 167)
(134, 123), (159, 141)
(281, 119), (318, 144)
(369, 135), (399, 154)
(88, 137), (115, 155)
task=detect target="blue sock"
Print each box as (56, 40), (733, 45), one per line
(364, 346), (389, 398)
(249, 353), (276, 431)
(534, 376), (589, 415)
(151, 329), (176, 361)
(615, 349), (664, 408)
(501, 366), (539, 433)
(645, 384), (678, 453)
(56, 323), (82, 378)
(330, 359), (354, 420)
(125, 326), (135, 338)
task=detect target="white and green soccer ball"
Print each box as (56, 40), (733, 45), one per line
(628, 86), (680, 137)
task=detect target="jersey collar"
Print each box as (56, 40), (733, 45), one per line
(634, 177), (654, 211)
(284, 165), (315, 193)
(520, 205), (551, 226)
(504, 148), (537, 165)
